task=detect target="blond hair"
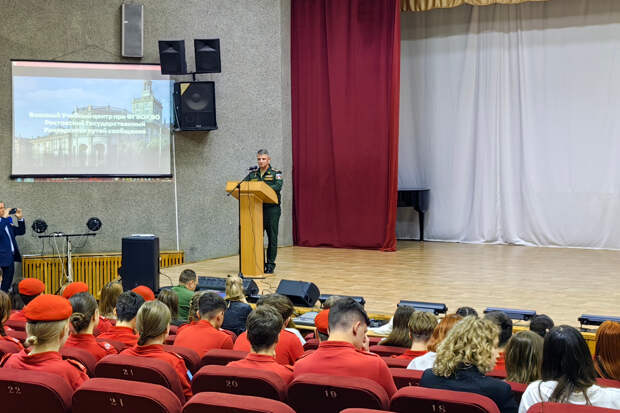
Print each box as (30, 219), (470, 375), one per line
(433, 316), (499, 377)
(408, 311), (438, 339)
(25, 320), (68, 347)
(225, 275), (246, 302)
(136, 300), (171, 346)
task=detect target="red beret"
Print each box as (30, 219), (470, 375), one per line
(18, 278), (46, 296)
(132, 285), (155, 301)
(24, 294), (72, 321)
(62, 282), (89, 299)
(315, 309), (330, 334)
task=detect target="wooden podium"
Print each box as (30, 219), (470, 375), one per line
(226, 181), (278, 277)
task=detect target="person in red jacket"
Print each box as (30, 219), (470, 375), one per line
(234, 294), (303, 365)
(97, 291), (144, 347)
(397, 311), (437, 361)
(174, 292), (233, 356)
(1, 294), (88, 390)
(64, 292), (117, 361)
(132, 285), (155, 302)
(8, 278), (45, 322)
(122, 300), (192, 400)
(228, 305), (294, 384)
(294, 297), (397, 397)
(0, 290), (23, 350)
(61, 281), (112, 336)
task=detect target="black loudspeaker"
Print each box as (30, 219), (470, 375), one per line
(276, 280), (320, 307)
(194, 39), (221, 73)
(173, 81), (217, 131)
(120, 236), (159, 292)
(122, 3), (144, 57)
(197, 276), (259, 297)
(158, 40), (187, 75)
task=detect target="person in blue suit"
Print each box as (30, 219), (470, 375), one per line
(0, 202), (25, 292)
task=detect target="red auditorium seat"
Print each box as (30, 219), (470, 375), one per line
(73, 378), (182, 413)
(169, 325), (179, 335)
(60, 346), (98, 376)
(95, 354), (187, 403)
(0, 339), (21, 357)
(368, 337), (383, 346)
(486, 367), (507, 379)
(163, 344), (200, 374)
(0, 368), (73, 413)
(287, 373), (390, 413)
(527, 402), (620, 412)
(303, 338), (319, 351)
(382, 357), (410, 368)
(390, 368), (423, 388)
(200, 348), (248, 367)
(7, 329), (26, 343)
(5, 319), (26, 331)
(96, 337), (127, 352)
(390, 386), (500, 413)
(192, 365), (288, 401)
(341, 409), (396, 413)
(304, 332), (315, 340)
(182, 392), (295, 413)
(596, 378), (620, 389)
(368, 345), (408, 357)
(165, 334), (176, 345)
(221, 329), (238, 343)
(506, 381), (527, 404)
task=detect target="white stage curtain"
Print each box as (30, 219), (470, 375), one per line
(398, 0), (620, 249)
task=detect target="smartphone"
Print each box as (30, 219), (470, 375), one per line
(8, 208), (17, 214)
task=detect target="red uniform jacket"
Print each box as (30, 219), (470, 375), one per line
(228, 353), (294, 384)
(395, 349), (427, 360)
(234, 329), (303, 366)
(176, 321), (197, 334)
(122, 344), (192, 399)
(0, 333), (24, 350)
(2, 350), (88, 390)
(93, 316), (113, 336)
(174, 320), (233, 357)
(96, 326), (138, 347)
(294, 341), (397, 397)
(8, 310), (26, 322)
(64, 333), (118, 361)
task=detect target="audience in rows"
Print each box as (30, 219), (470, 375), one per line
(397, 310), (436, 361)
(378, 305), (414, 348)
(97, 291), (144, 346)
(408, 313), (462, 370)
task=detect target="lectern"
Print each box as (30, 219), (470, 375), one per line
(226, 181), (278, 277)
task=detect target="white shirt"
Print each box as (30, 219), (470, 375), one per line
(407, 351), (436, 370)
(285, 327), (306, 345)
(519, 380), (620, 413)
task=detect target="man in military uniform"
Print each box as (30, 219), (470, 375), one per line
(248, 149), (282, 274)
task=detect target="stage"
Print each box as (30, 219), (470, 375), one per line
(159, 241), (620, 326)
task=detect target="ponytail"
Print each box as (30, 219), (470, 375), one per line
(136, 301), (171, 346)
(68, 292), (98, 334)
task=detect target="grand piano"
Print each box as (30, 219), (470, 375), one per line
(397, 188), (430, 241)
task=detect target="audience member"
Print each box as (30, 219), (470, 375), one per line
(408, 313), (462, 370)
(96, 291), (144, 347)
(64, 292), (117, 361)
(519, 325), (620, 412)
(397, 311), (437, 361)
(98, 281), (123, 320)
(456, 306), (479, 318)
(314, 309), (329, 341)
(420, 316), (518, 413)
(593, 320), (620, 381)
(132, 285), (155, 302)
(234, 294), (303, 365)
(228, 306), (294, 383)
(61, 281), (88, 299)
(221, 274), (252, 335)
(9, 278), (45, 321)
(172, 269), (197, 320)
(529, 314), (554, 338)
(0, 290), (23, 349)
(174, 292), (233, 356)
(293, 297), (397, 397)
(157, 288), (185, 327)
(379, 305), (415, 348)
(322, 295), (342, 309)
(505, 330), (543, 384)
(1, 294), (88, 390)
(484, 311), (513, 371)
(122, 300), (192, 399)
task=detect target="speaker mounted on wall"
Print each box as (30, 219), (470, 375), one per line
(194, 39), (221, 73)
(122, 3), (144, 58)
(158, 40), (187, 75)
(173, 81), (217, 131)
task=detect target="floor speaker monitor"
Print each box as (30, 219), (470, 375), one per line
(276, 279), (320, 307)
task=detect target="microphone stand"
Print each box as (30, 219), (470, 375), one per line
(227, 169), (257, 277)
(38, 232), (96, 284)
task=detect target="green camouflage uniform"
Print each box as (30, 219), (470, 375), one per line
(248, 165), (282, 272)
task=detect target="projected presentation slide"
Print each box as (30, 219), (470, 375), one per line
(12, 61), (173, 177)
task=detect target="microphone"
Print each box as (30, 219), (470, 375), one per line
(248, 165), (258, 171)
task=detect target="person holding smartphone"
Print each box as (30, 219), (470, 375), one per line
(0, 202), (25, 292)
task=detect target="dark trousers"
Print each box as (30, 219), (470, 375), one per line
(263, 205), (281, 268)
(0, 263), (15, 292)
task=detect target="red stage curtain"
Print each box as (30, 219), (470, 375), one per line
(291, 0), (400, 250)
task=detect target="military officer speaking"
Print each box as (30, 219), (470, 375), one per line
(248, 149), (283, 274)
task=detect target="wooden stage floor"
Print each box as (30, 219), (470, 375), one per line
(160, 241), (620, 326)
